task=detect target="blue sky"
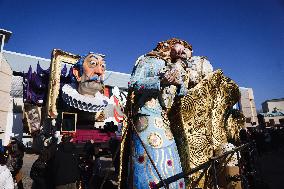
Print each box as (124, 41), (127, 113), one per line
(1, 0), (283, 109)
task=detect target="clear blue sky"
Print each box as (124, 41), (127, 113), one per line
(1, 0), (283, 110)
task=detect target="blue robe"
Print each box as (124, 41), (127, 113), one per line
(126, 55), (185, 189)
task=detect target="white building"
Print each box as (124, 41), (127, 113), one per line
(260, 98), (284, 127)
(0, 29), (14, 146)
(238, 87), (258, 127)
(262, 98), (284, 113)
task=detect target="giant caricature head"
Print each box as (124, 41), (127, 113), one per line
(73, 53), (106, 96)
(148, 38), (193, 63)
(170, 43), (186, 60)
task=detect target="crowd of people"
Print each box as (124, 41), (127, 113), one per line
(237, 126), (284, 189)
(0, 134), (120, 189)
(31, 134), (120, 189)
(0, 126), (283, 189)
(241, 126), (284, 156)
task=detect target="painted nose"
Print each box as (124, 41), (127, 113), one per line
(95, 66), (104, 76)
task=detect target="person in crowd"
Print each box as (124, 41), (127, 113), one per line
(6, 137), (25, 189)
(44, 136), (58, 189)
(51, 134), (79, 189)
(78, 155), (93, 189)
(84, 140), (95, 160)
(109, 136), (120, 175)
(89, 144), (102, 189)
(30, 150), (49, 189)
(79, 139), (98, 189)
(0, 148), (14, 189)
(263, 129), (272, 153)
(0, 139), (4, 153)
(239, 128), (250, 144)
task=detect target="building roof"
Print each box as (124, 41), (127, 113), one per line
(104, 71), (130, 89)
(0, 29), (12, 43)
(262, 98), (284, 103)
(3, 50), (130, 89)
(3, 50), (50, 71)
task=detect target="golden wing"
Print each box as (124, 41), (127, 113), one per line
(169, 70), (240, 188)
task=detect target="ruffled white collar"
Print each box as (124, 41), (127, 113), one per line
(62, 84), (109, 112)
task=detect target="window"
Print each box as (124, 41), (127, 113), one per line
(61, 112), (77, 132)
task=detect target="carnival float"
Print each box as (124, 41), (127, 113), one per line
(22, 39), (258, 189)
(22, 49), (125, 150)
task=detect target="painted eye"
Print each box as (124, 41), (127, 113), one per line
(90, 60), (97, 65)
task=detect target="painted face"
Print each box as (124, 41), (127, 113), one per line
(73, 53), (106, 96)
(170, 43), (192, 60)
(83, 53), (106, 80)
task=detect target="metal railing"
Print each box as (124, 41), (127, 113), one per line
(154, 142), (259, 189)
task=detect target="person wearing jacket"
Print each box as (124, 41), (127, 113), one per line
(0, 149), (14, 189)
(52, 135), (79, 189)
(30, 150), (49, 189)
(6, 137), (25, 189)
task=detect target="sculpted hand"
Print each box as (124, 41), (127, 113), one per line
(161, 69), (181, 85)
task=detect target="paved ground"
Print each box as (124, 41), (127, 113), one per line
(22, 153), (38, 189)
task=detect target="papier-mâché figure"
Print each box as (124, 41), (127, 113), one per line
(119, 38), (193, 189)
(61, 52), (108, 112)
(73, 53), (105, 96)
